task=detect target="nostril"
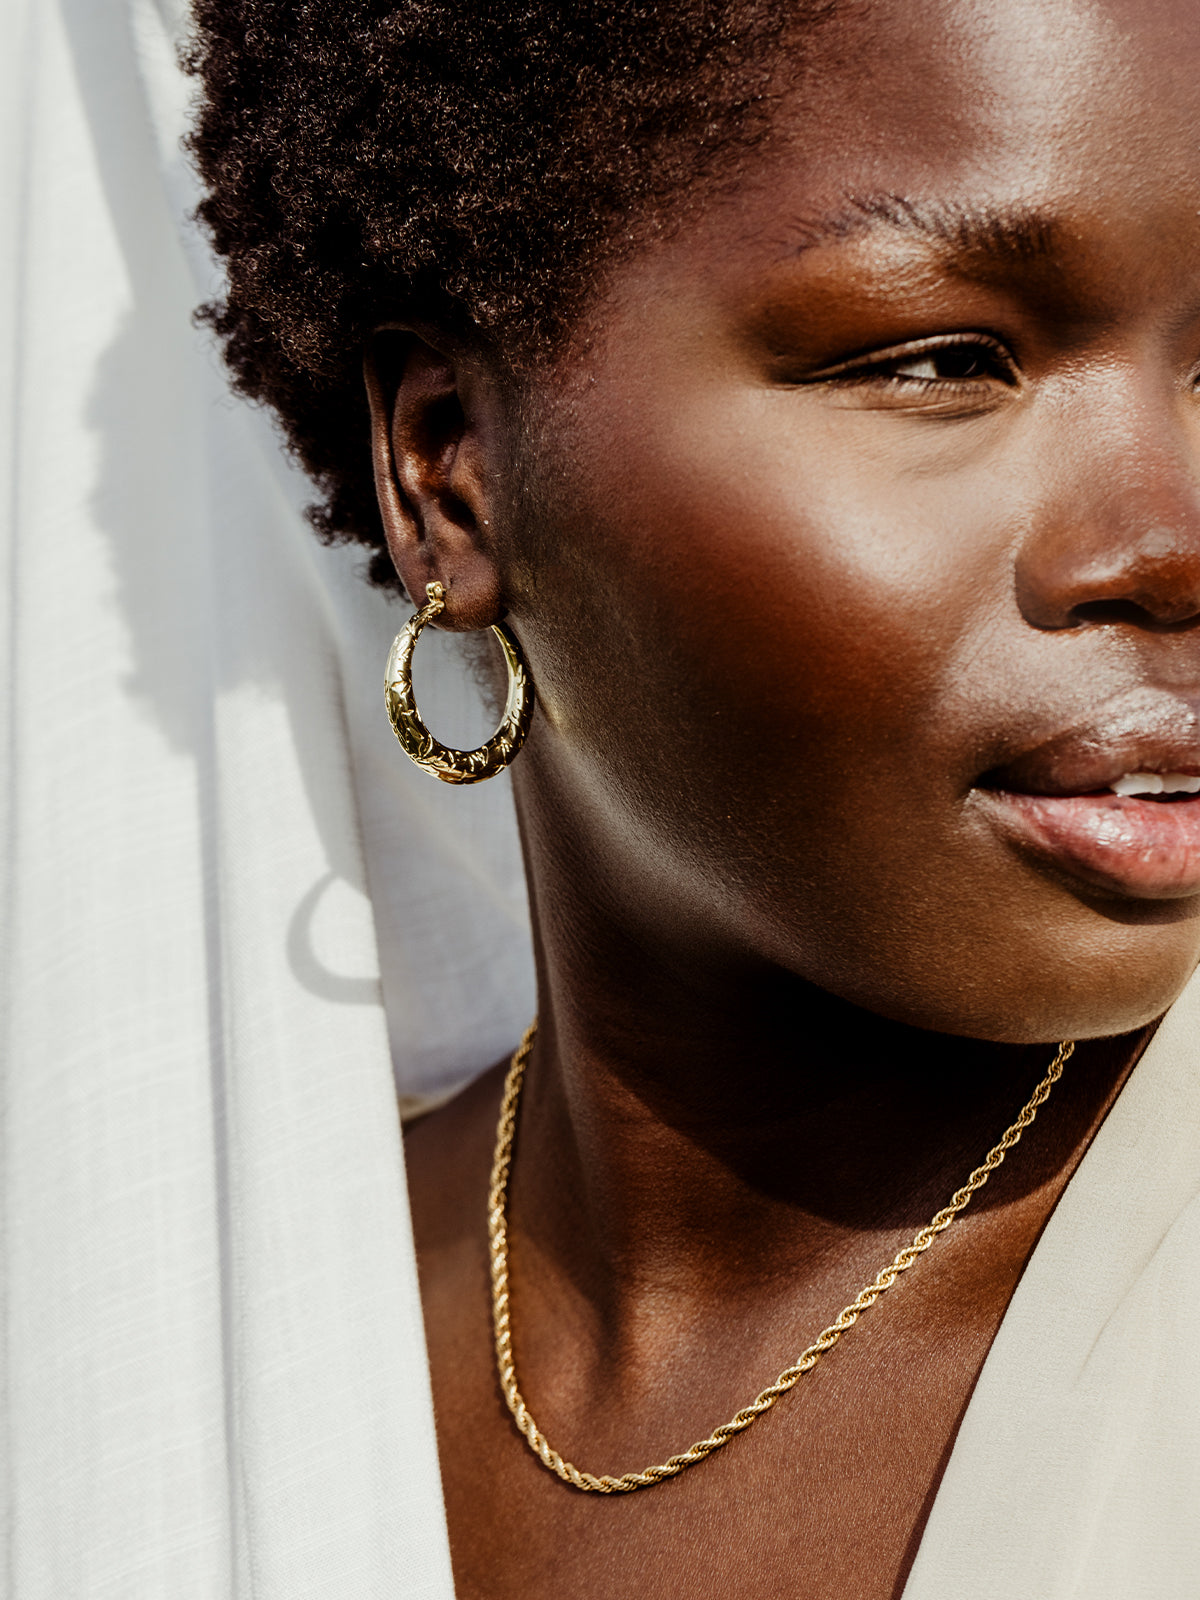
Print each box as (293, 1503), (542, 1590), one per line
(1070, 599), (1200, 632)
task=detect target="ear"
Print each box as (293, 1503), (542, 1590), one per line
(363, 329), (505, 630)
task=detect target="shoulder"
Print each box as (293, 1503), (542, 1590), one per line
(404, 1060), (506, 1260)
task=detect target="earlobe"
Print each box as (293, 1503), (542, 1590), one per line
(363, 329), (505, 629)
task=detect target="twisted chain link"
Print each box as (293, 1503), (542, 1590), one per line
(488, 1021), (1074, 1494)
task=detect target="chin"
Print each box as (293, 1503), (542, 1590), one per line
(806, 910), (1200, 1047)
(933, 943), (1198, 1046)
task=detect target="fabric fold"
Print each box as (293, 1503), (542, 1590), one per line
(1, 1), (533, 1592)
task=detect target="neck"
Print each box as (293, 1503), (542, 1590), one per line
(513, 845), (1138, 1347)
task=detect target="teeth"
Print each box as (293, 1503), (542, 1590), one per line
(1112, 772), (1164, 795)
(1110, 771), (1200, 796)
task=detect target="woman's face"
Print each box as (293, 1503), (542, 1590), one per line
(504, 0), (1200, 1043)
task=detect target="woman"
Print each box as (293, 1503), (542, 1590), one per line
(186, 0), (1200, 1594)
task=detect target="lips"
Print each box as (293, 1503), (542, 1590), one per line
(975, 693), (1200, 899)
(977, 789), (1200, 898)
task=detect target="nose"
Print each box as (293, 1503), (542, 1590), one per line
(1015, 403), (1200, 631)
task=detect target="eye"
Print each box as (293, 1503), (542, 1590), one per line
(884, 343), (1011, 383)
(797, 333), (1021, 414)
(812, 334), (1017, 390)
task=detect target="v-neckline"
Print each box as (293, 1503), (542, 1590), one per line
(901, 969), (1200, 1598)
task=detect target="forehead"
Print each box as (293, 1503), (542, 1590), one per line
(586, 0), (1200, 335)
(773, 0), (1200, 202)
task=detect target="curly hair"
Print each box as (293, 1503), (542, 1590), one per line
(185, 1), (830, 588)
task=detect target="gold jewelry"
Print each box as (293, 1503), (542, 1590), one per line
(489, 1021), (1075, 1493)
(385, 583), (534, 784)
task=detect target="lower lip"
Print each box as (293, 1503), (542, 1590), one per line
(978, 790), (1200, 899)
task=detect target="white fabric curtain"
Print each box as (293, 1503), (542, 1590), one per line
(5, 3), (1200, 1598)
(1, 1), (531, 1592)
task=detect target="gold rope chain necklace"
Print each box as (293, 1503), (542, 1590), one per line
(488, 1020), (1075, 1494)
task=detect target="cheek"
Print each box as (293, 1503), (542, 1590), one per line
(538, 380), (1011, 796)
(517, 369), (1200, 1038)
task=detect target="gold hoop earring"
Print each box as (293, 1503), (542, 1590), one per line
(384, 583), (535, 784)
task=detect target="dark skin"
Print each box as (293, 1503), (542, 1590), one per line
(367, 0), (1200, 1593)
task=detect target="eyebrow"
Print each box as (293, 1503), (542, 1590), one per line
(785, 192), (1063, 264)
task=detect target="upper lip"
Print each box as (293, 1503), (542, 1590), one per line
(979, 689), (1200, 797)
